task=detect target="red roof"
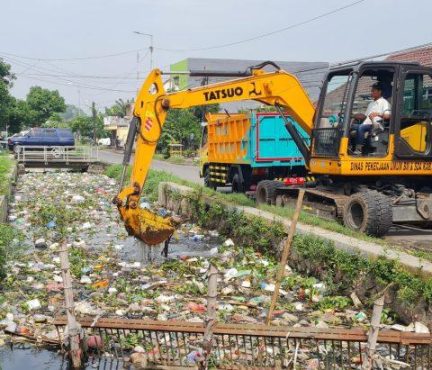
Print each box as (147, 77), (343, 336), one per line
(386, 46), (432, 67)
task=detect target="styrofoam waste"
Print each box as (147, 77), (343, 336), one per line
(414, 321), (430, 333)
(223, 238), (234, 247)
(81, 222), (92, 230)
(26, 298), (41, 311)
(71, 195), (85, 204)
(80, 275), (92, 284)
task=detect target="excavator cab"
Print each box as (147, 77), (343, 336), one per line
(310, 61), (432, 174)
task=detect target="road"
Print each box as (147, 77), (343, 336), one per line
(97, 149), (203, 185)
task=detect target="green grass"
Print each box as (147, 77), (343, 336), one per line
(153, 154), (185, 164)
(0, 154), (12, 196)
(259, 203), (387, 245)
(105, 164), (254, 206)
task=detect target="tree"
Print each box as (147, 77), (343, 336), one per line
(26, 86), (66, 126)
(191, 103), (219, 121)
(7, 98), (32, 134)
(42, 114), (70, 129)
(105, 98), (133, 117)
(0, 59), (15, 134)
(59, 104), (85, 121)
(69, 114), (106, 140)
(159, 109), (202, 151)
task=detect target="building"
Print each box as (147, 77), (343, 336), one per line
(103, 116), (130, 148)
(385, 45), (432, 67)
(170, 58), (329, 111)
(386, 46), (432, 105)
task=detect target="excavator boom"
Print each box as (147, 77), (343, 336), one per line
(115, 66), (315, 245)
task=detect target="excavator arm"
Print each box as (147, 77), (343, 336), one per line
(114, 66), (315, 245)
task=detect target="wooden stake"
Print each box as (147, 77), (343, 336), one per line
(266, 189), (305, 325)
(59, 243), (81, 369)
(362, 294), (385, 370)
(202, 263), (218, 370)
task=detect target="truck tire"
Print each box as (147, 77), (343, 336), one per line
(256, 180), (282, 205)
(204, 168), (216, 190)
(343, 190), (392, 236)
(232, 174), (244, 193)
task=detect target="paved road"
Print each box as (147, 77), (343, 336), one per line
(97, 150), (203, 185)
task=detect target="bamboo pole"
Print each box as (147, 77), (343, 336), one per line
(202, 263), (219, 370)
(59, 243), (81, 369)
(362, 294), (385, 370)
(266, 189), (305, 325)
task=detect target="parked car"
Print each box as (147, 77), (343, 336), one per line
(8, 128), (75, 151)
(97, 137), (111, 146)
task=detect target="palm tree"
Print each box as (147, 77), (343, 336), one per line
(105, 98), (134, 117)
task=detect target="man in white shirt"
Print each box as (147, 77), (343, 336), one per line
(352, 82), (391, 155)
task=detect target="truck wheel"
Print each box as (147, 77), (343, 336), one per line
(343, 190), (392, 236)
(204, 168), (216, 190)
(256, 180), (281, 205)
(232, 174), (244, 193)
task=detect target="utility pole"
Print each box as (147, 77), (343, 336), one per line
(91, 101), (97, 143)
(78, 89), (81, 116)
(136, 51), (140, 93)
(133, 31), (154, 71)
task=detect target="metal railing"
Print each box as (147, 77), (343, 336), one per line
(54, 316), (432, 369)
(15, 145), (98, 165)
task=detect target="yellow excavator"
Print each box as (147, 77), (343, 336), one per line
(114, 61), (432, 244)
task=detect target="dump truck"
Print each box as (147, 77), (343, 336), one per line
(115, 61), (432, 244)
(199, 112), (309, 192)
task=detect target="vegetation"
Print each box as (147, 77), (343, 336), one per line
(259, 203), (387, 245)
(105, 164), (255, 207)
(104, 164), (383, 242)
(188, 192), (432, 316)
(0, 154), (12, 195)
(157, 104), (219, 154)
(0, 62), (67, 133)
(153, 153), (198, 165)
(0, 153), (18, 280)
(0, 225), (24, 280)
(69, 115), (105, 140)
(25, 86), (66, 126)
(104, 98), (133, 118)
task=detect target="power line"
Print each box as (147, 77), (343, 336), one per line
(0, 0), (367, 61)
(18, 74), (136, 93)
(0, 48), (148, 62)
(155, 0), (367, 52)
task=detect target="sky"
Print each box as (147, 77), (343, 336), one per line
(0, 0), (431, 113)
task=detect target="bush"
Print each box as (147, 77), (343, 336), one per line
(0, 154), (12, 195)
(0, 225), (22, 280)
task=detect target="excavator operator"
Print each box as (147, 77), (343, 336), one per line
(351, 82), (391, 155)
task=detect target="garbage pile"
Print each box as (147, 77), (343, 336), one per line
(0, 172), (429, 368)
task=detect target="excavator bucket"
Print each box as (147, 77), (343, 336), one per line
(121, 207), (175, 246)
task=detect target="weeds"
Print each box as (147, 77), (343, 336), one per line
(0, 224), (24, 280)
(0, 153), (12, 195)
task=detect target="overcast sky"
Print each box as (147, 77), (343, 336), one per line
(1, 0), (431, 112)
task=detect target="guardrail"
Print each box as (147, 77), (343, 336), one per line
(15, 145), (98, 169)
